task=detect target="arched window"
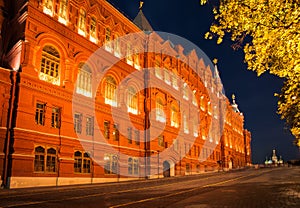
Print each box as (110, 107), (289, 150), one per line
(170, 105), (179, 128)
(39, 45), (60, 85)
(78, 8), (86, 36)
(156, 98), (165, 122)
(46, 148), (57, 172)
(58, 0), (68, 25)
(74, 151), (82, 173)
(76, 63), (92, 97)
(104, 154), (118, 174)
(34, 146), (57, 173)
(43, 0), (54, 16)
(34, 146), (45, 172)
(104, 76), (117, 107)
(127, 87), (138, 114)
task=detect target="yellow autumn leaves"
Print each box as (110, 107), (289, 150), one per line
(202, 0), (300, 146)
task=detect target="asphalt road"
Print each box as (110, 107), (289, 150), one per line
(0, 167), (299, 208)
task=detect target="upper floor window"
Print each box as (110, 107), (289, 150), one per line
(183, 113), (189, 134)
(164, 70), (171, 85)
(170, 106), (179, 128)
(74, 113), (82, 134)
(127, 87), (138, 114)
(172, 73), (178, 90)
(126, 43), (133, 66)
(156, 98), (165, 123)
(86, 116), (94, 136)
(192, 91), (197, 106)
(104, 121), (110, 139)
(114, 35), (121, 58)
(183, 83), (189, 100)
(35, 102), (46, 125)
(90, 17), (97, 43)
(43, 0), (54, 16)
(113, 123), (119, 141)
(76, 63), (92, 97)
(78, 8), (86, 36)
(105, 28), (112, 52)
(134, 130), (140, 145)
(133, 49), (140, 70)
(158, 135), (164, 147)
(51, 107), (61, 128)
(40, 45), (60, 85)
(193, 118), (199, 137)
(104, 76), (117, 107)
(58, 0), (68, 25)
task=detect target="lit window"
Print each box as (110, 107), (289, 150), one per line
(34, 146), (57, 173)
(86, 116), (94, 136)
(193, 119), (199, 137)
(74, 151), (90, 173)
(127, 87), (138, 114)
(43, 0), (54, 16)
(105, 28), (112, 52)
(172, 73), (178, 89)
(104, 76), (117, 107)
(114, 35), (121, 58)
(128, 157), (139, 175)
(170, 106), (179, 128)
(133, 49), (140, 70)
(104, 154), (118, 174)
(183, 83), (189, 100)
(35, 102), (45, 125)
(156, 99), (165, 122)
(58, 0), (68, 25)
(113, 123), (119, 141)
(158, 135), (164, 147)
(183, 113), (189, 134)
(200, 96), (205, 111)
(155, 60), (162, 79)
(89, 17), (97, 43)
(74, 113), (82, 134)
(192, 91), (197, 106)
(164, 70), (171, 85)
(126, 43), (133, 66)
(40, 45), (60, 85)
(76, 63), (92, 97)
(78, 8), (86, 36)
(51, 107), (61, 128)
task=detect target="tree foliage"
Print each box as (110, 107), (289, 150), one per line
(201, 0), (300, 145)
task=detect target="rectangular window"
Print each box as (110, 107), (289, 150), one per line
(86, 116), (94, 136)
(127, 127), (132, 144)
(104, 121), (110, 139)
(35, 103), (45, 125)
(51, 107), (61, 128)
(158, 135), (164, 147)
(104, 154), (118, 174)
(134, 130), (140, 145)
(74, 113), (82, 133)
(113, 124), (119, 141)
(58, 0), (68, 25)
(89, 17), (97, 43)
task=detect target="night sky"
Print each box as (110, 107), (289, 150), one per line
(107, 0), (299, 163)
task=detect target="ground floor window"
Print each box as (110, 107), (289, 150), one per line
(128, 157), (139, 175)
(34, 146), (57, 173)
(104, 154), (118, 174)
(74, 151), (91, 173)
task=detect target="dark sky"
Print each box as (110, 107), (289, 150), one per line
(107, 0), (299, 163)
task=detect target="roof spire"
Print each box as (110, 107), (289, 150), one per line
(139, 1), (144, 10)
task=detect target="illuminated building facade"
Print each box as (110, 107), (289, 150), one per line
(0, 0), (251, 188)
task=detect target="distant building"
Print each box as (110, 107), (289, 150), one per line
(0, 0), (252, 188)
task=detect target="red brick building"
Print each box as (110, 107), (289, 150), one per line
(0, 0), (251, 188)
